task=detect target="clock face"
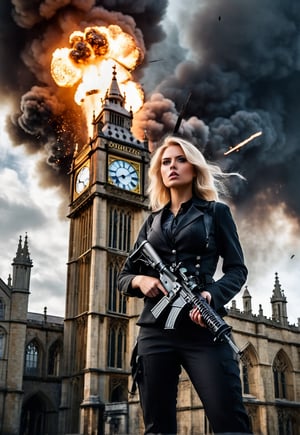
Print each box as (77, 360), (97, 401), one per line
(108, 157), (140, 193)
(75, 166), (90, 194)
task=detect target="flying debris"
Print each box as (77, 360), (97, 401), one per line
(173, 92), (192, 133)
(290, 254), (295, 259)
(224, 131), (262, 156)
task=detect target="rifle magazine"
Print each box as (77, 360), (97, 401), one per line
(151, 295), (171, 319)
(164, 295), (187, 329)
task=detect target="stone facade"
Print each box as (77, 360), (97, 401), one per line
(0, 237), (299, 434)
(220, 302), (300, 435)
(0, 237), (64, 435)
(20, 311), (63, 435)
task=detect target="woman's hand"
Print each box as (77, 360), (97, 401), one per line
(131, 275), (168, 298)
(189, 291), (212, 327)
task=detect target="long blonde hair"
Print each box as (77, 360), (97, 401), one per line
(148, 135), (242, 210)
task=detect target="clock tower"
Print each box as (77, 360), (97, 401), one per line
(59, 68), (149, 435)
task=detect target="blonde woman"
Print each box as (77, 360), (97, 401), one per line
(118, 135), (252, 434)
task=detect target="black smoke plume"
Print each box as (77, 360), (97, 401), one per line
(133, 0), (300, 228)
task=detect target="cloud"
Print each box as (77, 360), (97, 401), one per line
(0, 116), (68, 315)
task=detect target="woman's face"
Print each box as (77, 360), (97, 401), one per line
(160, 144), (196, 190)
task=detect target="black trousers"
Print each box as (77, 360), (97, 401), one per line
(136, 326), (252, 435)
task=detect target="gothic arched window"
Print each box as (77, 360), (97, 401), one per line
(0, 299), (5, 320)
(107, 322), (126, 369)
(273, 360), (286, 399)
(108, 208), (132, 252)
(25, 341), (39, 376)
(48, 340), (62, 376)
(0, 328), (6, 359)
(240, 344), (259, 398)
(273, 350), (293, 400)
(110, 376), (128, 403)
(108, 258), (127, 314)
(242, 364), (250, 394)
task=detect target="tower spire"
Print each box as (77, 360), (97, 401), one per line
(12, 234), (33, 292)
(13, 234), (32, 267)
(270, 272), (288, 326)
(242, 285), (252, 314)
(106, 64), (125, 105)
(92, 65), (145, 148)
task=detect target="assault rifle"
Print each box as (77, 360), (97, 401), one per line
(130, 240), (243, 359)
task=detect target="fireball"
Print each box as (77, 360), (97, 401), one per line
(51, 24), (144, 135)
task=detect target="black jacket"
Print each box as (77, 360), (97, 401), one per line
(118, 197), (247, 327)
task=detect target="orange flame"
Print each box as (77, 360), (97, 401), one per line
(51, 24), (144, 135)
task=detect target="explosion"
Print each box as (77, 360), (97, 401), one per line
(51, 24), (144, 136)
